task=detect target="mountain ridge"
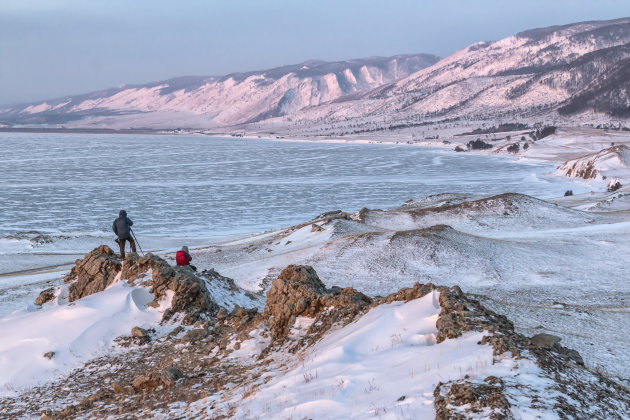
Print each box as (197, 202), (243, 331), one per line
(2, 17), (630, 131)
(0, 54), (439, 128)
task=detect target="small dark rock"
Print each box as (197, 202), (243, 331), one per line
(160, 367), (185, 387)
(43, 351), (55, 360)
(530, 333), (561, 348)
(311, 224), (324, 232)
(131, 326), (150, 339)
(35, 288), (56, 306)
(182, 328), (209, 343)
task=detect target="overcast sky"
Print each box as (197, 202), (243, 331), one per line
(1, 0), (629, 105)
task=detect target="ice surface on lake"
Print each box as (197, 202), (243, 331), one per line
(0, 132), (586, 276)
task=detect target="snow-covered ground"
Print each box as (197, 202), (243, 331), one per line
(188, 190), (630, 381)
(189, 292), (558, 419)
(0, 281), (172, 395)
(0, 128), (629, 417)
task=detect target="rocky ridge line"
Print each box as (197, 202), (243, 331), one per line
(12, 257), (630, 419)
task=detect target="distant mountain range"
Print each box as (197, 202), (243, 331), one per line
(1, 17), (629, 131)
(0, 54), (439, 129)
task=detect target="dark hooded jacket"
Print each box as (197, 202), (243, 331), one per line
(112, 210), (133, 240)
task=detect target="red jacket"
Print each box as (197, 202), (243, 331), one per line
(176, 250), (192, 266)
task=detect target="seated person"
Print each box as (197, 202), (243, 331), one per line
(175, 246), (197, 271)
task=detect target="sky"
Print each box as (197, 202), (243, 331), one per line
(1, 0), (629, 106)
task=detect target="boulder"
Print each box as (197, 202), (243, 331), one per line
(43, 351), (55, 360)
(131, 327), (150, 339)
(64, 246), (122, 302)
(123, 252), (219, 324)
(182, 328), (209, 343)
(530, 333), (561, 348)
(35, 287), (56, 305)
(160, 367), (185, 387)
(434, 379), (510, 419)
(607, 178), (622, 192)
(264, 265), (371, 340)
(132, 375), (159, 391)
(131, 367), (184, 391)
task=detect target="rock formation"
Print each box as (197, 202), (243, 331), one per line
(17, 262), (629, 419)
(264, 264), (372, 341)
(61, 246), (218, 324)
(64, 245), (121, 302)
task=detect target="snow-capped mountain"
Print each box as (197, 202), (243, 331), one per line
(256, 17), (630, 135)
(2, 18), (629, 131)
(0, 54), (439, 129)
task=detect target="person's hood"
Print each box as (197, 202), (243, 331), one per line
(119, 210), (127, 217)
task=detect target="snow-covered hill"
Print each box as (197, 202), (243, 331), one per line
(2, 195), (630, 418)
(257, 18), (630, 136)
(0, 55), (438, 129)
(557, 144), (630, 179)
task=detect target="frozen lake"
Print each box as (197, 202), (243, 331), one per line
(0, 132), (587, 277)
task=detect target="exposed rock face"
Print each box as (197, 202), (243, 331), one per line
(122, 253), (219, 324)
(58, 246), (219, 324)
(310, 224), (324, 232)
(64, 246), (122, 302)
(34, 287), (56, 305)
(530, 333), (561, 348)
(264, 265), (371, 340)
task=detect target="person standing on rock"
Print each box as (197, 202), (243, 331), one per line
(112, 210), (136, 258)
(176, 246), (197, 271)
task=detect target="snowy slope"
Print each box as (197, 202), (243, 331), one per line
(0, 282), (169, 394)
(557, 144), (630, 179)
(0, 55), (438, 129)
(255, 18), (630, 136)
(191, 193), (630, 381)
(225, 293), (556, 419)
(3, 18), (630, 131)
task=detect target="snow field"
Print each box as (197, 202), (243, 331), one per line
(0, 281), (171, 395)
(221, 291), (555, 419)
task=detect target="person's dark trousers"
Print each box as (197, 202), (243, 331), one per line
(119, 237), (137, 259)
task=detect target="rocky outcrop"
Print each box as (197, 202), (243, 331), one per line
(122, 253), (219, 324)
(64, 246), (122, 302)
(264, 265), (372, 341)
(557, 145), (630, 180)
(34, 287), (56, 305)
(10, 263), (630, 419)
(58, 246), (219, 324)
(607, 178), (622, 192)
(132, 367), (185, 391)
